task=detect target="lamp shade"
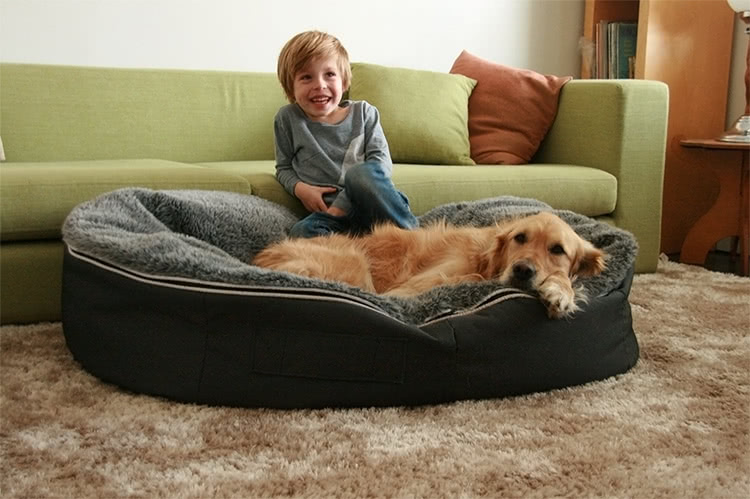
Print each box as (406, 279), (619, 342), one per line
(728, 0), (750, 12)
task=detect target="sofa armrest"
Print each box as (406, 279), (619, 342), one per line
(533, 79), (669, 272)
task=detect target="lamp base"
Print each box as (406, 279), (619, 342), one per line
(718, 115), (750, 143)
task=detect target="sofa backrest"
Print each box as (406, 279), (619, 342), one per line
(0, 63), (287, 163)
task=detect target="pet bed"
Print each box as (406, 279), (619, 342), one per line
(61, 188), (639, 409)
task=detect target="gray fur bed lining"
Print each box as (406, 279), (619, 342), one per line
(62, 188), (637, 325)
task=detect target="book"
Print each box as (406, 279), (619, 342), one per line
(615, 22), (638, 79)
(597, 19), (609, 78)
(609, 22), (617, 78)
(593, 20), (637, 79)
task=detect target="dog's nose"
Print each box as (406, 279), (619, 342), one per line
(512, 261), (535, 282)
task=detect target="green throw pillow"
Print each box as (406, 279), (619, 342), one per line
(349, 63), (476, 165)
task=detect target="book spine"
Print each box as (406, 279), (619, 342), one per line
(617, 22), (638, 79)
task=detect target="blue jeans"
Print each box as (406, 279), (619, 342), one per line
(289, 162), (418, 238)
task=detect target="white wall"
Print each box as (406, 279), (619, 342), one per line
(0, 0), (744, 124)
(0, 0), (583, 75)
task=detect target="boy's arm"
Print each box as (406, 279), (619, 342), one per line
(363, 103), (392, 175)
(274, 114), (302, 196)
(275, 163), (300, 197)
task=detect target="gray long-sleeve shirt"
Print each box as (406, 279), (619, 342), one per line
(273, 100), (392, 214)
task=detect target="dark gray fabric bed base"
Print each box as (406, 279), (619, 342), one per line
(62, 246), (639, 409)
(61, 189), (640, 409)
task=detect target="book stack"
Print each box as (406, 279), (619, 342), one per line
(594, 21), (637, 79)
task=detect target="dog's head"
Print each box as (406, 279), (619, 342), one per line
(481, 212), (606, 290)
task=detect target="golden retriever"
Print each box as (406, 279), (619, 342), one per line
(252, 212), (606, 319)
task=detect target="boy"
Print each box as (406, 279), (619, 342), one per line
(274, 30), (417, 238)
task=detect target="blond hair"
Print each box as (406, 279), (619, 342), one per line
(277, 30), (351, 103)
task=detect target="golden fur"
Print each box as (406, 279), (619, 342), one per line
(252, 212), (606, 318)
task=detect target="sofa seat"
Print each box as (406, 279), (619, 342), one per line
(196, 160), (301, 215)
(0, 159), (250, 241)
(197, 161), (618, 219)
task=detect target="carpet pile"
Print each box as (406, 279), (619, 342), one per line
(1, 258), (748, 498)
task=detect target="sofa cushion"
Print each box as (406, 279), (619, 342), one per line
(0, 63), (286, 163)
(0, 159), (250, 241)
(349, 63), (476, 166)
(450, 51), (571, 165)
(198, 161), (617, 219)
(392, 164), (616, 217)
(197, 160), (306, 217)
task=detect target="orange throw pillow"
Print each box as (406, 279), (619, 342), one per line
(450, 50), (572, 165)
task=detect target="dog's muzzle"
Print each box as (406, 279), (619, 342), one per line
(510, 260), (536, 289)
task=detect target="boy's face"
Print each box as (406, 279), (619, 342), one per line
(293, 56), (348, 123)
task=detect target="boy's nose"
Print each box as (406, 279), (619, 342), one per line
(313, 76), (326, 89)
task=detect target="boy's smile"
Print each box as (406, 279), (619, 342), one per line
(293, 56), (349, 124)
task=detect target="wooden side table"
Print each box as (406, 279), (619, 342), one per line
(679, 139), (749, 276)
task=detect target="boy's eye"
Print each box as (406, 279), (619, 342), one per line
(326, 71), (337, 78)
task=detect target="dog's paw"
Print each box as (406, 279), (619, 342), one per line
(539, 279), (579, 319)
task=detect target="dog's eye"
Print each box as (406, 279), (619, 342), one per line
(514, 233), (526, 244)
(550, 244), (566, 256)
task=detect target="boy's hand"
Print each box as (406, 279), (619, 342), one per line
(294, 182), (337, 213)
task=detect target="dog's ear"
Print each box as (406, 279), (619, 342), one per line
(573, 241), (606, 277)
(479, 225), (510, 278)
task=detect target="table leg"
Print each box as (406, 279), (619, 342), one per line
(680, 151), (747, 275)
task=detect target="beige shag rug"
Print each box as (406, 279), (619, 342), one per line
(1, 259), (748, 498)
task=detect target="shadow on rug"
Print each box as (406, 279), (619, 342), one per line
(1, 258), (748, 498)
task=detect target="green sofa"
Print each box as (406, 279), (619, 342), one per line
(0, 63), (668, 324)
